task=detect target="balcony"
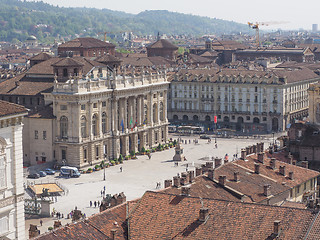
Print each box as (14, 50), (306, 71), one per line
(269, 111), (281, 116)
(55, 136), (79, 143)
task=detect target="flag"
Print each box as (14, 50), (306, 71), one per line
(129, 116), (133, 126)
(143, 119), (146, 125)
(134, 120), (137, 128)
(121, 119), (124, 133)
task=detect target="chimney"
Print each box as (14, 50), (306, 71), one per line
(188, 170), (195, 183)
(199, 208), (209, 222)
(288, 154), (293, 164)
(253, 145), (257, 154)
(260, 142), (264, 152)
(180, 177), (187, 186)
(257, 152), (264, 164)
(270, 158), (276, 169)
(288, 171), (294, 180)
(214, 158), (222, 168)
(219, 175), (227, 186)
(111, 229), (117, 240)
(164, 179), (172, 188)
(196, 167), (202, 176)
(264, 184), (271, 197)
(301, 161), (308, 169)
(273, 220), (281, 236)
(246, 147), (250, 155)
(206, 162), (213, 169)
(279, 166), (286, 176)
(208, 169), (214, 181)
(254, 163), (260, 174)
(292, 160), (296, 165)
(182, 172), (189, 183)
(241, 149), (247, 160)
(173, 176), (180, 187)
(310, 199), (315, 209)
(181, 186), (191, 196)
(234, 171), (240, 182)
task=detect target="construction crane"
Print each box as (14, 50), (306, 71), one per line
(248, 22), (269, 48)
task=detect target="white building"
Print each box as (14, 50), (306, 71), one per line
(168, 68), (320, 133)
(0, 100), (27, 240)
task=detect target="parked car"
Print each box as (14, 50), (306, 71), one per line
(200, 134), (210, 139)
(45, 168), (55, 175)
(28, 173), (40, 179)
(39, 171), (47, 177)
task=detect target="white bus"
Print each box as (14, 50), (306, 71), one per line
(176, 126), (204, 135)
(60, 166), (81, 178)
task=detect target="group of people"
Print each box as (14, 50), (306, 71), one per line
(51, 208), (63, 219)
(89, 200), (101, 208)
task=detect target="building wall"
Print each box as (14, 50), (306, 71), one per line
(23, 117), (54, 166)
(0, 115), (26, 240)
(48, 69), (169, 168)
(168, 73), (318, 133)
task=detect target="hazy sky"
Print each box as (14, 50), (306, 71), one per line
(29, 0), (319, 30)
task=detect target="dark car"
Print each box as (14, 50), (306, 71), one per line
(28, 173), (40, 179)
(39, 171), (47, 177)
(200, 134), (210, 139)
(45, 168), (55, 175)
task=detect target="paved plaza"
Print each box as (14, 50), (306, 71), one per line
(24, 134), (278, 238)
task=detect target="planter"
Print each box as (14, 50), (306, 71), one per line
(86, 169), (93, 173)
(95, 168), (101, 171)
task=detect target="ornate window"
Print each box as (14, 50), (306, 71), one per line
(80, 116), (87, 138)
(60, 116), (68, 138)
(92, 114), (98, 136)
(159, 102), (164, 121)
(102, 112), (107, 134)
(153, 103), (157, 122)
(0, 138), (7, 189)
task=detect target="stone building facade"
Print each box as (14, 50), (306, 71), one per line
(0, 101), (27, 240)
(168, 68), (320, 133)
(43, 67), (169, 168)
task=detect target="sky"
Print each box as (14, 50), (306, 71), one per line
(29, 0), (320, 31)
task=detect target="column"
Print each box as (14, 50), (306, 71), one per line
(149, 92), (153, 126)
(98, 101), (102, 137)
(124, 97), (128, 129)
(157, 92), (160, 124)
(133, 97), (137, 128)
(137, 95), (142, 126)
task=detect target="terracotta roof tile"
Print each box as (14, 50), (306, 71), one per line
(147, 39), (178, 50)
(58, 37), (115, 49)
(0, 100), (27, 117)
(128, 191), (316, 240)
(29, 52), (52, 61)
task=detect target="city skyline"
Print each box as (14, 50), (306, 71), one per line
(28, 0), (320, 31)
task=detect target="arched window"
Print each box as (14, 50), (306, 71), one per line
(159, 102), (164, 121)
(80, 116), (87, 138)
(92, 114), (98, 136)
(153, 103), (157, 122)
(63, 68), (68, 77)
(102, 112), (107, 134)
(144, 104), (148, 123)
(60, 116), (68, 138)
(74, 68), (78, 76)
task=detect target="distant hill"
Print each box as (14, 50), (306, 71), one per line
(0, 0), (249, 43)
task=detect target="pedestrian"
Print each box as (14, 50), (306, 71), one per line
(94, 201), (97, 208)
(55, 196), (57, 202)
(186, 167), (188, 172)
(120, 166), (122, 172)
(103, 190), (105, 196)
(97, 201), (100, 207)
(103, 186), (106, 191)
(215, 143), (218, 149)
(83, 213), (86, 219)
(148, 153), (151, 160)
(101, 190), (103, 197)
(90, 201), (92, 207)
(40, 219), (43, 226)
(62, 213), (64, 219)
(158, 182), (161, 188)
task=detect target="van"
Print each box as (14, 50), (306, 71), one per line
(60, 166), (81, 178)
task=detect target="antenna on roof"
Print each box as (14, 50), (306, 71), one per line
(199, 197), (204, 208)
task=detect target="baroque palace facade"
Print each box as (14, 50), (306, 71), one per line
(43, 65), (169, 168)
(168, 67), (320, 133)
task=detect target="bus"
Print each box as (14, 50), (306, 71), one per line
(176, 126), (204, 135)
(60, 166), (81, 178)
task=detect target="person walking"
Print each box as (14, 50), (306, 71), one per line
(120, 166), (122, 172)
(90, 201), (92, 207)
(40, 219), (43, 226)
(94, 201), (97, 208)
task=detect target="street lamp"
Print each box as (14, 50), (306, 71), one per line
(102, 158), (106, 181)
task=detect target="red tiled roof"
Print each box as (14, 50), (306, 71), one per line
(29, 52), (52, 61)
(147, 39), (178, 50)
(162, 175), (245, 202)
(0, 100), (27, 117)
(52, 58), (84, 67)
(58, 37), (115, 49)
(128, 191), (316, 240)
(238, 156), (320, 188)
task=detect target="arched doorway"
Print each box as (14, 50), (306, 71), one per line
(183, 115), (189, 121)
(236, 117), (244, 131)
(253, 117), (260, 124)
(119, 138), (123, 156)
(173, 115), (178, 121)
(137, 135), (141, 151)
(272, 118), (279, 132)
(223, 116), (229, 122)
(205, 115), (211, 122)
(193, 115), (199, 121)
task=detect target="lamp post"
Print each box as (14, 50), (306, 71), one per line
(102, 158), (106, 181)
